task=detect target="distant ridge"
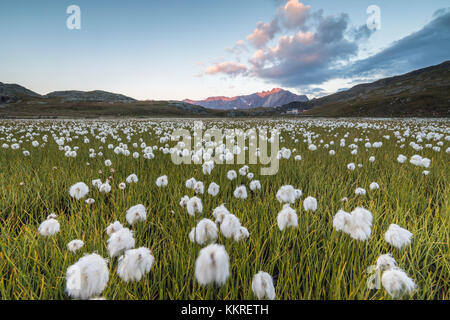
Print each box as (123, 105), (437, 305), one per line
(184, 88), (308, 109)
(45, 90), (136, 103)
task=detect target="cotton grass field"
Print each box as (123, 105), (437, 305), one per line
(0, 118), (448, 300)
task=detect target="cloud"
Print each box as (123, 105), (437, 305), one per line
(278, 0), (310, 29)
(349, 8), (450, 77)
(204, 61), (247, 76)
(246, 19), (280, 48)
(251, 12), (362, 86)
(226, 40), (249, 55)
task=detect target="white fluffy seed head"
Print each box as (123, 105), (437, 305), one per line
(189, 219), (218, 245)
(66, 253), (109, 300)
(277, 204), (298, 231)
(67, 239), (84, 253)
(195, 244), (229, 286)
(186, 196), (203, 216)
(381, 268), (416, 298)
(233, 185), (248, 199)
(333, 210), (351, 232)
(303, 196), (317, 211)
(220, 214), (242, 238)
(106, 221), (123, 236)
(117, 247), (155, 282)
(249, 180), (261, 191)
(385, 224), (413, 249)
(212, 204), (230, 224)
(107, 228), (135, 257)
(207, 182), (220, 197)
(276, 185), (296, 204)
(376, 254), (397, 271)
(125, 204), (147, 225)
(38, 217), (60, 236)
(69, 182), (89, 200)
(252, 271), (276, 300)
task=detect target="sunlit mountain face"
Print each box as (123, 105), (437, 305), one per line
(184, 88), (308, 109)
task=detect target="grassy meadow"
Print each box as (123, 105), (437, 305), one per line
(0, 118), (448, 300)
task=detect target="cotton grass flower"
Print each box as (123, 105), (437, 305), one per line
(384, 224), (413, 249)
(382, 268), (416, 298)
(117, 247), (155, 282)
(38, 214), (60, 236)
(66, 253), (109, 299)
(193, 181), (204, 194)
(212, 204), (230, 224)
(126, 204), (147, 225)
(376, 253), (397, 271)
(69, 182), (89, 200)
(233, 226), (250, 242)
(277, 204), (298, 231)
(227, 170), (237, 181)
(126, 174), (138, 183)
(249, 180), (261, 191)
(369, 182), (380, 190)
(107, 227), (135, 257)
(189, 218), (218, 245)
(156, 175), (168, 187)
(333, 207), (373, 241)
(186, 196), (202, 216)
(195, 244), (229, 287)
(220, 214), (242, 239)
(303, 196), (317, 211)
(233, 185), (248, 199)
(207, 182), (220, 197)
(347, 163), (356, 170)
(276, 185), (296, 204)
(252, 271), (276, 300)
(118, 182), (126, 190)
(355, 187), (366, 196)
(397, 155), (407, 163)
(179, 195), (189, 208)
(67, 239), (84, 253)
(106, 221), (123, 236)
(185, 177), (196, 189)
(85, 198), (95, 205)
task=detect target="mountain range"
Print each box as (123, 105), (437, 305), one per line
(183, 88), (308, 109)
(0, 60), (449, 118)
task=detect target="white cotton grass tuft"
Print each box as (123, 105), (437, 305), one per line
(227, 170), (237, 181)
(303, 196), (317, 211)
(67, 239), (84, 253)
(277, 204), (298, 231)
(332, 207), (373, 241)
(117, 247), (155, 282)
(69, 182), (89, 200)
(106, 221), (123, 236)
(125, 204), (147, 225)
(186, 196), (203, 216)
(249, 180), (261, 191)
(369, 182), (380, 190)
(355, 187), (367, 196)
(233, 226), (250, 242)
(207, 182), (220, 197)
(212, 204), (230, 224)
(384, 224), (413, 249)
(189, 218), (218, 245)
(118, 182), (126, 190)
(252, 271), (276, 300)
(156, 175), (168, 187)
(185, 177), (197, 189)
(193, 181), (204, 194)
(85, 198), (95, 205)
(409, 155), (431, 168)
(125, 174), (138, 184)
(376, 254), (397, 271)
(233, 185), (248, 199)
(107, 227), (135, 257)
(276, 185), (297, 204)
(220, 214), (242, 239)
(381, 268), (416, 298)
(397, 154), (407, 163)
(65, 253), (109, 300)
(38, 214), (60, 236)
(195, 244), (229, 287)
(179, 195), (189, 208)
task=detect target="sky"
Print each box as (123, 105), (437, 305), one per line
(0, 0), (449, 100)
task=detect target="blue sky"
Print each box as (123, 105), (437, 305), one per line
(0, 0), (449, 100)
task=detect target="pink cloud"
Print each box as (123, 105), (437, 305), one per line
(204, 61), (248, 76)
(246, 19), (279, 48)
(278, 0), (311, 29)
